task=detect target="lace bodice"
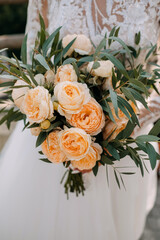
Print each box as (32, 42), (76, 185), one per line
(26, 0), (160, 51)
(26, 0), (160, 130)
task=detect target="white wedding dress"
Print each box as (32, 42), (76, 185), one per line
(0, 1), (160, 240)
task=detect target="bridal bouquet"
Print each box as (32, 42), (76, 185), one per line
(0, 16), (160, 198)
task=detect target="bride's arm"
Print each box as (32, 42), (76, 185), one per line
(25, 0), (48, 58)
(137, 41), (160, 131)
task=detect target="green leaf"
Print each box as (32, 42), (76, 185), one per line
(78, 56), (94, 63)
(108, 36), (132, 59)
(95, 37), (106, 55)
(108, 26), (116, 46)
(39, 13), (45, 31)
(36, 131), (48, 147)
(0, 63), (9, 72)
(63, 58), (77, 65)
(129, 79), (148, 96)
(117, 95), (139, 125)
(21, 34), (28, 64)
(129, 88), (148, 109)
(145, 44), (157, 61)
(114, 170), (120, 189)
(121, 172), (135, 175)
(136, 135), (159, 143)
(0, 81), (14, 87)
(149, 119), (160, 136)
(101, 154), (114, 165)
(101, 52), (129, 79)
(117, 101), (132, 122)
(92, 61), (100, 69)
(116, 121), (135, 140)
(92, 162), (99, 176)
(42, 27), (62, 56)
(101, 100), (115, 123)
(54, 38), (76, 66)
(121, 87), (137, 106)
(27, 123), (39, 129)
(39, 158), (52, 163)
(109, 89), (118, 117)
(72, 62), (80, 77)
(35, 54), (50, 70)
(106, 165), (109, 187)
(135, 32), (141, 45)
(106, 144), (120, 160)
(146, 142), (157, 170)
(26, 66), (38, 86)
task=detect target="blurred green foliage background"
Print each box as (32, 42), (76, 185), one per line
(0, 3), (28, 57)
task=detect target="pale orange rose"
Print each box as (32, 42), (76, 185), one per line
(103, 119), (128, 141)
(30, 127), (41, 136)
(54, 81), (91, 118)
(22, 86), (53, 123)
(55, 64), (77, 84)
(68, 98), (105, 135)
(71, 143), (102, 171)
(42, 130), (67, 163)
(62, 34), (92, 56)
(62, 34), (77, 56)
(59, 128), (91, 161)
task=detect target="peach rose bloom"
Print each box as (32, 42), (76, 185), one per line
(22, 86), (53, 123)
(68, 98), (105, 135)
(42, 130), (67, 163)
(102, 76), (113, 90)
(87, 60), (114, 78)
(44, 70), (55, 84)
(103, 119), (128, 141)
(62, 34), (92, 56)
(30, 127), (41, 136)
(62, 34), (77, 56)
(71, 143), (102, 171)
(55, 64), (77, 84)
(59, 128), (91, 161)
(54, 81), (91, 118)
(12, 79), (29, 108)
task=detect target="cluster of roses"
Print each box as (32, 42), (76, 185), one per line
(11, 34), (132, 171)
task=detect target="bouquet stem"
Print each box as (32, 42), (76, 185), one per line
(61, 169), (85, 199)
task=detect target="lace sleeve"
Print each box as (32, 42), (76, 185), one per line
(25, 0), (48, 61)
(138, 50), (160, 130)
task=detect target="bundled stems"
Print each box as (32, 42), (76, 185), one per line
(61, 169), (85, 199)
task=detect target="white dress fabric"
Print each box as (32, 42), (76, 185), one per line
(0, 1), (160, 240)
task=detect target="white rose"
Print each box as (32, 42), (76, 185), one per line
(44, 70), (55, 84)
(54, 81), (91, 118)
(34, 74), (45, 85)
(22, 86), (53, 123)
(55, 64), (77, 84)
(62, 34), (92, 56)
(87, 60), (114, 78)
(12, 79), (29, 108)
